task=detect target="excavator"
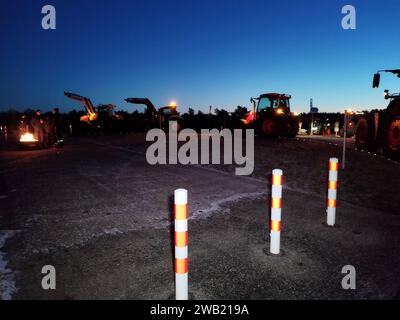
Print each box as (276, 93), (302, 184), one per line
(64, 92), (123, 133)
(354, 69), (400, 159)
(125, 97), (184, 131)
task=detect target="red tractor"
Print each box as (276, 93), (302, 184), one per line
(242, 93), (299, 138)
(355, 69), (400, 159)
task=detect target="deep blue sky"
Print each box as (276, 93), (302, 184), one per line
(1, 0), (399, 113)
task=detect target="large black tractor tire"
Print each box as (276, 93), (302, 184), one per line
(355, 115), (375, 150)
(383, 102), (400, 159)
(259, 117), (278, 138)
(286, 119), (299, 138)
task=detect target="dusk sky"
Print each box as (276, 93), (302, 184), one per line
(1, 0), (399, 114)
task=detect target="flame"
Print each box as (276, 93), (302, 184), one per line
(20, 132), (38, 142)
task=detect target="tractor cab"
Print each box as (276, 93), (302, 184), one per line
(158, 106), (179, 117)
(252, 93), (292, 118)
(372, 69), (400, 100)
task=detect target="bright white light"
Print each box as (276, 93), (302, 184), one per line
(20, 133), (37, 142)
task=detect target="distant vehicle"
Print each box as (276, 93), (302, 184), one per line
(64, 92), (123, 133)
(125, 97), (184, 131)
(242, 93), (299, 138)
(354, 69), (400, 158)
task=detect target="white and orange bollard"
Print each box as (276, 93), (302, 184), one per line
(327, 158), (338, 226)
(270, 169), (283, 255)
(174, 188), (188, 300)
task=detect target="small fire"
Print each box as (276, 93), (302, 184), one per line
(20, 132), (38, 142)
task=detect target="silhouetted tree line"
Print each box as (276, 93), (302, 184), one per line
(0, 108), (358, 141)
(0, 106), (250, 139)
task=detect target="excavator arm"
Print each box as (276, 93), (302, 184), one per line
(125, 98), (157, 114)
(64, 92), (97, 121)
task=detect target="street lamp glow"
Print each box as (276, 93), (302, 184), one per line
(345, 108), (353, 114)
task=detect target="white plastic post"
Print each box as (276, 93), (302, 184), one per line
(174, 189), (188, 300)
(270, 169), (283, 255)
(327, 158), (338, 226)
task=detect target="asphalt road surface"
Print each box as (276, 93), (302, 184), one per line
(296, 135), (356, 148)
(1, 134), (399, 299)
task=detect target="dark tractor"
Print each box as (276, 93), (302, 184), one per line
(355, 69), (400, 159)
(242, 93), (299, 138)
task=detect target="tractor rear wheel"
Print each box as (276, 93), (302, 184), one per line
(261, 118), (278, 137)
(355, 116), (374, 150)
(383, 103), (400, 159)
(287, 121), (299, 138)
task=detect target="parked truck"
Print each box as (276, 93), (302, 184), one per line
(354, 70), (400, 159)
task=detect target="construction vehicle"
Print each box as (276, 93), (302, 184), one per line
(242, 93), (299, 138)
(355, 69), (400, 159)
(64, 92), (123, 133)
(125, 97), (184, 131)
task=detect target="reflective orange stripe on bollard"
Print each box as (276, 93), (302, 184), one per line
(175, 231), (188, 247)
(271, 197), (282, 209)
(272, 174), (282, 186)
(175, 258), (188, 274)
(327, 199), (336, 208)
(175, 204), (188, 220)
(328, 180), (337, 190)
(329, 161), (338, 172)
(270, 220), (281, 232)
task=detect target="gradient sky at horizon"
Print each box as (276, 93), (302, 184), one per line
(1, 0), (399, 114)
